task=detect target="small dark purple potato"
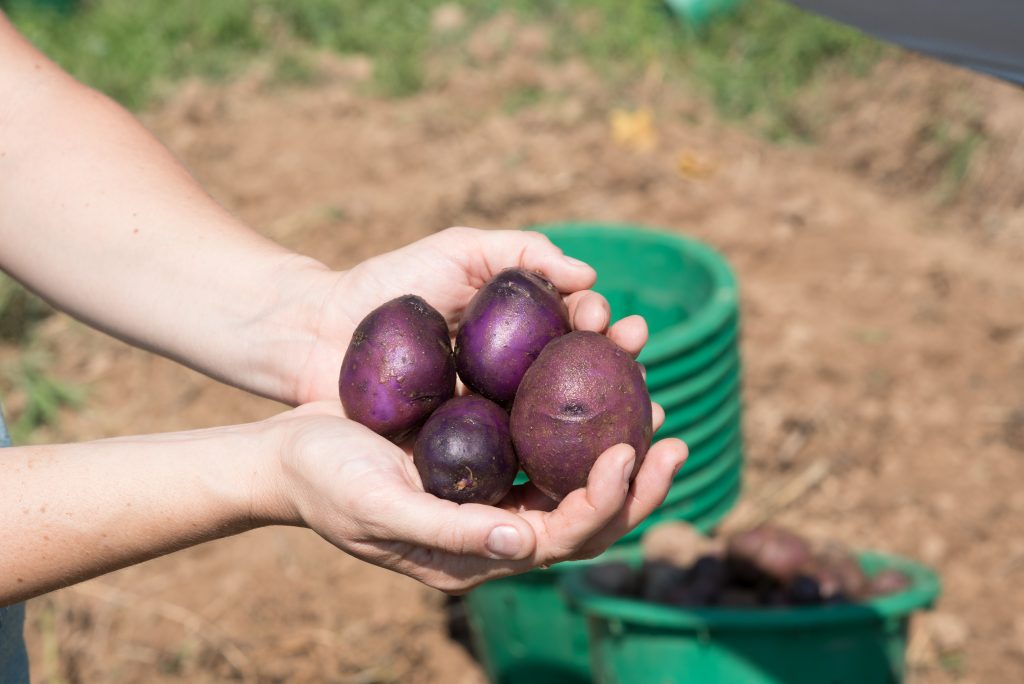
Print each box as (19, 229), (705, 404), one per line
(339, 295), (456, 441)
(868, 569), (912, 597)
(586, 562), (640, 597)
(413, 396), (518, 505)
(641, 561), (690, 604)
(511, 331), (652, 501)
(786, 574), (824, 606)
(684, 556), (729, 606)
(727, 524), (813, 584)
(455, 268), (571, 406)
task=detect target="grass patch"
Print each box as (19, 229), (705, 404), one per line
(0, 345), (84, 444)
(5, 0), (883, 135)
(0, 276), (51, 342)
(503, 85), (546, 114)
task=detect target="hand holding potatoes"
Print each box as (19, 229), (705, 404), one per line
(272, 399), (685, 594)
(274, 228), (687, 592)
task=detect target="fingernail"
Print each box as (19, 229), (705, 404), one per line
(672, 460), (685, 478)
(486, 525), (523, 558)
(621, 450), (637, 484)
(564, 255), (590, 268)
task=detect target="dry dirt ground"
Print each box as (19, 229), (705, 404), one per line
(10, 14), (1024, 684)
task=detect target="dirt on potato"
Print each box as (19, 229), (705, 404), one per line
(12, 14), (1024, 684)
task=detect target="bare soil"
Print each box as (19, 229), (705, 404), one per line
(14, 16), (1024, 683)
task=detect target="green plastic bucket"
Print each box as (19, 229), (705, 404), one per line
(645, 317), (739, 392)
(651, 349), (739, 413)
(465, 546), (641, 684)
(660, 390), (741, 444)
(464, 482), (742, 684)
(564, 552), (940, 684)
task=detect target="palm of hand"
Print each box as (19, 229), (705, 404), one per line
(283, 404), (666, 592)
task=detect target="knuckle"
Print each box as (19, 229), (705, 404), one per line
(441, 226), (473, 240)
(436, 522), (470, 555)
(524, 230), (552, 248)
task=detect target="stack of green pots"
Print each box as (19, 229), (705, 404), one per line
(464, 223), (744, 684)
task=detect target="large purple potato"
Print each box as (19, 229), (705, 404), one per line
(455, 268), (571, 406)
(511, 330), (652, 501)
(338, 295), (456, 441)
(413, 395), (518, 505)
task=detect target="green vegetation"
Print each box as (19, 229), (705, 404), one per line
(0, 345), (84, 444)
(0, 276), (80, 443)
(0, 276), (51, 342)
(4, 0), (883, 131)
(926, 119), (986, 203)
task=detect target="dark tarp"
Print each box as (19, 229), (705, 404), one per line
(789, 0), (1024, 85)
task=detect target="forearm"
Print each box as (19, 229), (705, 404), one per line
(0, 15), (332, 403)
(0, 423), (285, 606)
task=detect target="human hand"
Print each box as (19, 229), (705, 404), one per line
(279, 227), (649, 405)
(263, 401), (687, 593)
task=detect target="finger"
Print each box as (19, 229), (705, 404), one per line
(276, 400), (347, 420)
(465, 228), (597, 293)
(373, 491), (538, 561)
(565, 290), (611, 333)
(577, 438), (688, 557)
(531, 443), (635, 563)
(607, 315), (648, 358)
(652, 401), (666, 433)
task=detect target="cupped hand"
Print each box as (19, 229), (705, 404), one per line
(287, 227), (649, 405)
(265, 401), (687, 594)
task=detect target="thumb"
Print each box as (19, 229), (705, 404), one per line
(382, 491), (537, 561)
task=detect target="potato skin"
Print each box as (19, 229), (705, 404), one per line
(338, 295), (456, 441)
(510, 330), (652, 501)
(455, 268), (570, 406)
(413, 395), (518, 505)
(726, 524), (814, 585)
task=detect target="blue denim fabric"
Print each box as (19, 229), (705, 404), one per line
(0, 409), (30, 684)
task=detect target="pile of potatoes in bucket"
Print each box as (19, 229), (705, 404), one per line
(587, 522), (911, 607)
(338, 268), (651, 504)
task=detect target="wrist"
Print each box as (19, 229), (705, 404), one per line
(242, 254), (348, 405)
(236, 419), (303, 528)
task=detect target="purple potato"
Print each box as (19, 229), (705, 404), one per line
(586, 562), (640, 597)
(718, 587), (763, 609)
(641, 561), (690, 604)
(726, 524), (814, 585)
(339, 295), (456, 441)
(683, 555), (728, 606)
(815, 543), (869, 600)
(786, 574), (824, 605)
(412, 395), (518, 505)
(868, 569), (912, 597)
(455, 268), (570, 406)
(510, 331), (652, 501)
